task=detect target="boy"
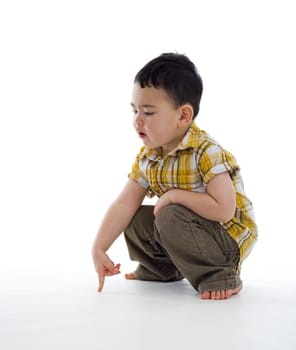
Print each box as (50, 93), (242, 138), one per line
(92, 53), (257, 300)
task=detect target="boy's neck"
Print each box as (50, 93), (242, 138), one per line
(160, 124), (193, 158)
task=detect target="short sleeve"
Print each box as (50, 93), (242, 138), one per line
(199, 144), (239, 186)
(128, 148), (150, 191)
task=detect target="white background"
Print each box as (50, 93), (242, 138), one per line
(0, 0), (295, 281)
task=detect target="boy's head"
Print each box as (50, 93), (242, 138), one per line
(134, 53), (203, 119)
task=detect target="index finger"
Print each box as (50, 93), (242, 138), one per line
(98, 268), (105, 292)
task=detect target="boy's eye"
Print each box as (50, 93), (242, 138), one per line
(131, 108), (154, 116)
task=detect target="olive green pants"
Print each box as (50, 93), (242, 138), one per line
(124, 204), (241, 293)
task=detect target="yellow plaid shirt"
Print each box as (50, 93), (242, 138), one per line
(129, 122), (258, 264)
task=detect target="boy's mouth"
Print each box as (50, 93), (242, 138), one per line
(138, 132), (146, 138)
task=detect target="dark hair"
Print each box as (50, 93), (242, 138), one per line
(134, 53), (203, 119)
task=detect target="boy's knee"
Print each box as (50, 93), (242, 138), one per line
(155, 204), (211, 244)
(155, 204), (186, 235)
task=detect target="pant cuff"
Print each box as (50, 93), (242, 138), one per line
(198, 275), (242, 293)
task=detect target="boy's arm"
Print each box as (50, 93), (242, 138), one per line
(154, 172), (236, 223)
(92, 179), (147, 292)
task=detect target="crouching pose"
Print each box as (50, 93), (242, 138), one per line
(92, 53), (257, 300)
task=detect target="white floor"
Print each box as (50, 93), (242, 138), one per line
(1, 267), (295, 350)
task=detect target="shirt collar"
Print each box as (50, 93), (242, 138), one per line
(141, 122), (200, 161)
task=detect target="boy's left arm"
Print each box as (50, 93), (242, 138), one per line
(154, 172), (236, 223)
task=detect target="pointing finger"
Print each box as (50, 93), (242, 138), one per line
(98, 269), (105, 292)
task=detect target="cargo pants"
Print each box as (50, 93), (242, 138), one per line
(124, 204), (241, 293)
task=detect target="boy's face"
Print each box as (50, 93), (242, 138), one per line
(131, 83), (187, 155)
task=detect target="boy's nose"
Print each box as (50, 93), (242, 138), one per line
(134, 115), (143, 127)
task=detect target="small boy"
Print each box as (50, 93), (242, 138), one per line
(92, 53), (257, 300)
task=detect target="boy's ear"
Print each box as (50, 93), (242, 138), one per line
(178, 104), (194, 127)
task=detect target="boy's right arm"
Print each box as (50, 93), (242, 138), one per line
(92, 179), (147, 292)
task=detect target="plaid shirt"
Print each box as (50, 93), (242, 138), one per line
(129, 122), (258, 263)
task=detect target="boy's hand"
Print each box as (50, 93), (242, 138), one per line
(92, 250), (121, 292)
(153, 190), (174, 217)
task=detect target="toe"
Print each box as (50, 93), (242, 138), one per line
(220, 290), (226, 299)
(124, 272), (137, 280)
(215, 291), (221, 300)
(201, 291), (211, 300)
(210, 291), (216, 300)
(225, 289), (232, 298)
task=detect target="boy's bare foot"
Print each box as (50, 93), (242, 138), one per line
(124, 272), (137, 280)
(125, 272), (241, 300)
(200, 284), (242, 300)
